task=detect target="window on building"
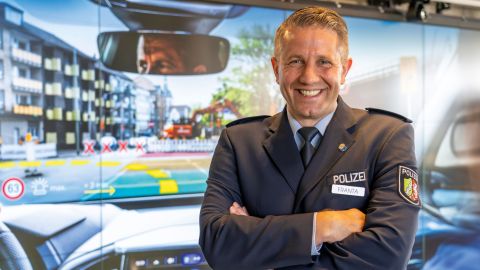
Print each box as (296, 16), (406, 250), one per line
(0, 28), (3, 49)
(5, 6), (23, 26)
(16, 94), (31, 106)
(18, 41), (26, 50)
(0, 60), (3, 79)
(18, 68), (27, 78)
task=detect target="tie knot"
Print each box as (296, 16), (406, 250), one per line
(298, 127), (319, 143)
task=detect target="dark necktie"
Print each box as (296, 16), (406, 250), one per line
(298, 127), (320, 168)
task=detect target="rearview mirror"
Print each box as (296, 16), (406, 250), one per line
(98, 32), (230, 75)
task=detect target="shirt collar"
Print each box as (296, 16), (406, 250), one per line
(286, 102), (337, 149)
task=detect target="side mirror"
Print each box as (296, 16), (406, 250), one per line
(97, 32), (230, 75)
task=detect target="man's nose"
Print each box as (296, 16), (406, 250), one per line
(298, 62), (319, 84)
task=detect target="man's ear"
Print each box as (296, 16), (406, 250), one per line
(271, 56), (280, 84)
(341, 57), (353, 85)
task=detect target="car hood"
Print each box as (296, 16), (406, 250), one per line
(64, 204), (201, 262)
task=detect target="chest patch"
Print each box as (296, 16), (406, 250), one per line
(398, 166), (420, 205)
(332, 170), (367, 185)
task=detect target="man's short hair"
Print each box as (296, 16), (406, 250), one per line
(274, 6), (349, 63)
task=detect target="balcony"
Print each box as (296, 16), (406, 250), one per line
(44, 58), (62, 72)
(65, 64), (80, 76)
(11, 48), (42, 67)
(81, 69), (95, 81)
(12, 77), (42, 94)
(94, 80), (105, 89)
(65, 87), (80, 99)
(83, 90), (95, 102)
(82, 111), (95, 122)
(46, 107), (63, 120)
(13, 105), (43, 116)
(66, 110), (81, 121)
(45, 82), (62, 96)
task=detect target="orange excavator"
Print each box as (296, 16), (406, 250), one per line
(163, 99), (241, 139)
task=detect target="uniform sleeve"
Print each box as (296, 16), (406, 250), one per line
(199, 129), (315, 269)
(320, 122), (420, 270)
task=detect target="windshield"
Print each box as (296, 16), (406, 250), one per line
(0, 0), (288, 205)
(0, 0), (479, 208)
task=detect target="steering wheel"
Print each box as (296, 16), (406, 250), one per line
(0, 221), (33, 270)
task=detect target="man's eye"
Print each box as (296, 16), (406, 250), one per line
(288, 59), (303, 65)
(152, 60), (175, 71)
(319, 59), (332, 66)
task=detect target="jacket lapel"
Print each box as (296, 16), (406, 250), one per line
(263, 109), (305, 193)
(294, 98), (357, 211)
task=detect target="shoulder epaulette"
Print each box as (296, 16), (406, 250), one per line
(226, 115), (270, 128)
(365, 108), (412, 123)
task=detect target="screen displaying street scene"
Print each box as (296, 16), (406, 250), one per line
(0, 0), (479, 269)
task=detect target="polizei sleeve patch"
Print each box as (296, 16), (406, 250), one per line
(398, 166), (420, 206)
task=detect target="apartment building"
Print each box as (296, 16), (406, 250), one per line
(0, 3), (42, 145)
(0, 3), (152, 150)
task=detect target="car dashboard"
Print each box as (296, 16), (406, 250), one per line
(2, 203), (210, 270)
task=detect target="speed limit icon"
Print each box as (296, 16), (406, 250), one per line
(2, 177), (25, 200)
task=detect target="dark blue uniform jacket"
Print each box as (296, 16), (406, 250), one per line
(200, 98), (420, 269)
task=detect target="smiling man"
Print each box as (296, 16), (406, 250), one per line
(200, 6), (420, 269)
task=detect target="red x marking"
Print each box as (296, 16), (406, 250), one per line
(136, 142), (144, 152)
(102, 143), (112, 153)
(83, 141), (95, 154)
(118, 140), (128, 152)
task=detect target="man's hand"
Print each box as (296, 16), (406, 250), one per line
(229, 202), (249, 216)
(315, 208), (365, 244)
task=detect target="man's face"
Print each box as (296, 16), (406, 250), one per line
(271, 26), (352, 126)
(138, 36), (186, 74)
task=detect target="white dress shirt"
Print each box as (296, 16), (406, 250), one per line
(286, 103), (337, 256)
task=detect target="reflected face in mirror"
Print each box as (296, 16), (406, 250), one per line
(98, 31), (229, 75)
(137, 34), (208, 75)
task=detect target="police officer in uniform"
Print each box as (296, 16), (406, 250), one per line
(199, 6), (420, 269)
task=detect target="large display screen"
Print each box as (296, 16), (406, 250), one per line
(0, 0), (479, 269)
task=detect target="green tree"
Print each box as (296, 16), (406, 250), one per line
(213, 25), (283, 117)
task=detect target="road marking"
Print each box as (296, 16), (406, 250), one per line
(19, 161), (41, 167)
(0, 162), (16, 169)
(97, 161), (121, 167)
(125, 163), (149, 171)
(84, 186), (116, 196)
(45, 160), (66, 166)
(186, 158), (208, 175)
(159, 179), (178, 194)
(71, 160), (90, 166)
(147, 169), (170, 178)
(178, 180), (207, 185)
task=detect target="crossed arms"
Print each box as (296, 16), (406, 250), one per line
(199, 124), (419, 269)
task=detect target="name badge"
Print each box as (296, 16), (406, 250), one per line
(331, 184), (365, 197)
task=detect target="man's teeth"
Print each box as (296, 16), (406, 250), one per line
(299, 89), (321, 96)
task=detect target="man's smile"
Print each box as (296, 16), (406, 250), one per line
(295, 88), (326, 97)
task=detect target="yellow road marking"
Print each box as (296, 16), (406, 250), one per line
(97, 161), (121, 167)
(147, 169), (170, 178)
(45, 160), (66, 166)
(84, 186), (116, 196)
(125, 163), (148, 171)
(19, 161), (41, 167)
(0, 162), (16, 169)
(159, 179), (178, 194)
(71, 160), (90, 166)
